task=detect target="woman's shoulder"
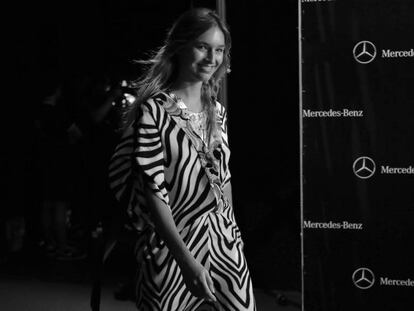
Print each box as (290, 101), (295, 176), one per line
(141, 91), (173, 112)
(142, 91), (185, 121)
(144, 91), (167, 106)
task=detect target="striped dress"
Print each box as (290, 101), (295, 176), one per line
(109, 92), (255, 311)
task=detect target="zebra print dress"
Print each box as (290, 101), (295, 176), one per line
(109, 92), (256, 311)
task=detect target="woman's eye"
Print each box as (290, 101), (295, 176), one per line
(197, 45), (208, 51)
(216, 48), (224, 53)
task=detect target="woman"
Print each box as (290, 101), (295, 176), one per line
(109, 8), (256, 311)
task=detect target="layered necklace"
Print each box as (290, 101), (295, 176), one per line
(188, 110), (208, 143)
(170, 93), (208, 144)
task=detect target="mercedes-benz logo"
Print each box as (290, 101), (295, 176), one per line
(352, 267), (375, 289)
(353, 41), (377, 64)
(353, 156), (376, 179)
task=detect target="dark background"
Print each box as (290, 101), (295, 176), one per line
(2, 0), (300, 292)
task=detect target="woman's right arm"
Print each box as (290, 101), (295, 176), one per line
(145, 189), (216, 302)
(136, 99), (215, 301)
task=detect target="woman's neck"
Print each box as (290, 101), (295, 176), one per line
(170, 81), (204, 113)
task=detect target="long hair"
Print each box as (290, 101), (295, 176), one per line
(128, 7), (231, 136)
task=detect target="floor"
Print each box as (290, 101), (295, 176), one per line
(0, 278), (301, 311)
(0, 248), (301, 311)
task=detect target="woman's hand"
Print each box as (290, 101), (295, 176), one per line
(180, 258), (216, 302)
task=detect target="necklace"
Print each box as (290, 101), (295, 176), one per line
(169, 92), (208, 143)
(188, 110), (208, 142)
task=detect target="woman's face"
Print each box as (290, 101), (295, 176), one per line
(176, 26), (225, 83)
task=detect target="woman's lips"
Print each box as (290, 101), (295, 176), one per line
(199, 65), (215, 72)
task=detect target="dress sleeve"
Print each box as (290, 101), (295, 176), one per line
(219, 103), (232, 188)
(135, 100), (169, 206)
(108, 99), (169, 230)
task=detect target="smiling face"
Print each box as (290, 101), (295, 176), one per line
(176, 26), (226, 83)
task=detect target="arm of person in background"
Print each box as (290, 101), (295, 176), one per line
(89, 84), (123, 124)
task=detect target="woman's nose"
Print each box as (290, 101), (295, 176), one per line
(205, 48), (215, 63)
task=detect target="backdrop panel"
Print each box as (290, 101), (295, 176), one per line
(300, 0), (414, 310)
